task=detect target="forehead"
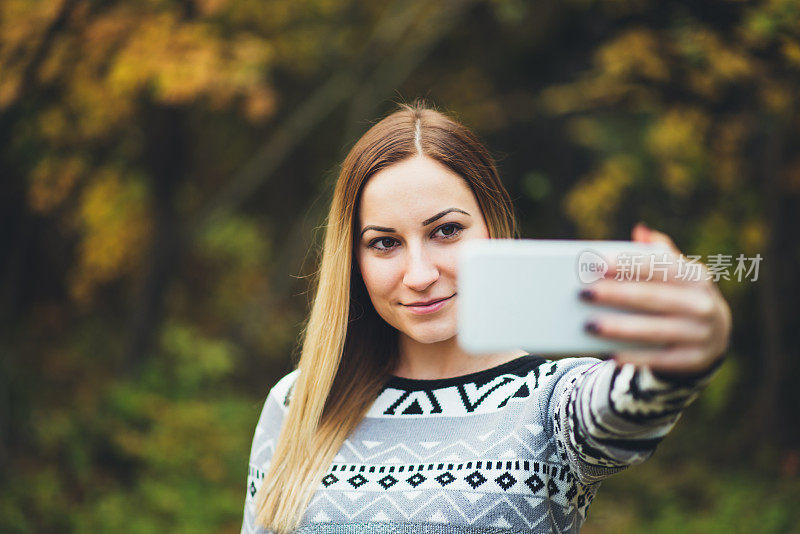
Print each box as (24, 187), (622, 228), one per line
(358, 155), (478, 223)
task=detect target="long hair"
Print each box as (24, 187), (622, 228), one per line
(254, 99), (518, 532)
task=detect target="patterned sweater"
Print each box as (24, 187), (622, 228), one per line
(241, 354), (722, 533)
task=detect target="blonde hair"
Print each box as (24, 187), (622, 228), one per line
(255, 99), (518, 532)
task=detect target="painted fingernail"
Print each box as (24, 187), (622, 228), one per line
(584, 321), (600, 334)
(578, 289), (595, 301)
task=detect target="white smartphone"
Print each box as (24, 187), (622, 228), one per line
(456, 239), (672, 356)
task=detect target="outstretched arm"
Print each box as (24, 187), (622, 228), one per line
(553, 223), (731, 484)
(552, 356), (723, 485)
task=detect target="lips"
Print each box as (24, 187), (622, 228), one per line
(401, 294), (455, 315)
(404, 295), (454, 307)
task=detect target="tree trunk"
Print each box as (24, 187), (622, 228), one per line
(740, 115), (789, 451)
(122, 105), (186, 373)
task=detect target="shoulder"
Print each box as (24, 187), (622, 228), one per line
(249, 368), (300, 455)
(267, 368), (300, 409)
(536, 356), (605, 424)
(538, 356), (604, 388)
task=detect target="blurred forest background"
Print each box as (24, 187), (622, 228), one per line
(2, 0), (799, 532)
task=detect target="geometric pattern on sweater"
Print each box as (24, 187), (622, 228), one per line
(366, 360), (558, 418)
(316, 456), (589, 504)
(242, 354), (722, 534)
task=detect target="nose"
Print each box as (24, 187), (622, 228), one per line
(402, 245), (439, 291)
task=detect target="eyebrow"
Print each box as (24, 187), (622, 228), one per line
(359, 207), (471, 238)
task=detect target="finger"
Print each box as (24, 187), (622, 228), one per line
(585, 313), (713, 345)
(611, 345), (716, 375)
(581, 279), (719, 320)
(615, 223), (711, 285)
(631, 222), (650, 243)
(631, 221), (681, 253)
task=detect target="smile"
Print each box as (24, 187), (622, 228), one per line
(402, 294), (456, 315)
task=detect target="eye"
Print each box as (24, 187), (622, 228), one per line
(366, 223), (464, 253)
(434, 222), (463, 239)
(367, 236), (398, 252)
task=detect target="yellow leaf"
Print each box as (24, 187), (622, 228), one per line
(740, 219), (767, 255)
(564, 155), (637, 238)
(243, 85), (277, 122)
(68, 170), (152, 304)
(28, 155), (84, 214)
(647, 107), (709, 161)
(661, 161), (694, 197)
(759, 81), (793, 113)
(596, 28), (670, 82)
(781, 37), (800, 66)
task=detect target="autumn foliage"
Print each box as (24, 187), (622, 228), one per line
(1, 0), (799, 532)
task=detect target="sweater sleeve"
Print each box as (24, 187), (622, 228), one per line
(241, 369), (299, 534)
(550, 356), (724, 485)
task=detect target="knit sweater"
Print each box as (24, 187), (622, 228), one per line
(241, 354), (722, 533)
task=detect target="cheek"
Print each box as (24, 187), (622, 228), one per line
(431, 244), (462, 279)
(358, 257), (401, 300)
(441, 249), (460, 275)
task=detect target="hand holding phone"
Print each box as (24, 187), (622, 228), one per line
(457, 239), (672, 356)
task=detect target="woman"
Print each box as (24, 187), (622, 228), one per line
(241, 101), (731, 533)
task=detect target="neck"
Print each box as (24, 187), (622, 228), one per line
(393, 333), (527, 380)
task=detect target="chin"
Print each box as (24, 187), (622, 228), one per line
(404, 324), (457, 345)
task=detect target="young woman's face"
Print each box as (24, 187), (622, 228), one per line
(355, 154), (490, 345)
